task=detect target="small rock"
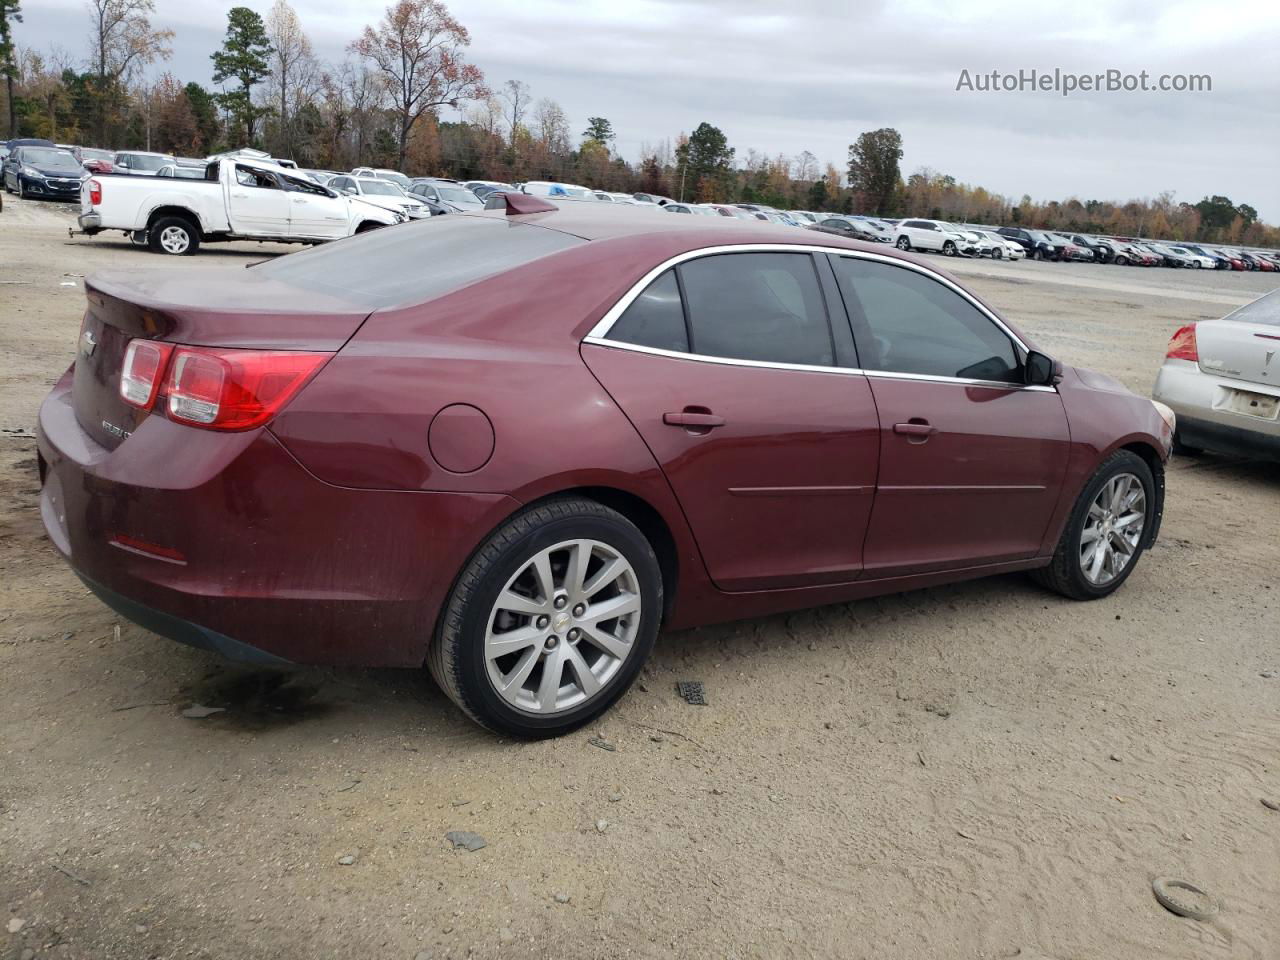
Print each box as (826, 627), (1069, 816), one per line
(649, 733), (663, 743)
(1182, 832), (1193, 841)
(1261, 798), (1280, 812)
(595, 819), (609, 833)
(337, 854), (356, 866)
(7, 918), (25, 933)
(587, 736), (616, 752)
(180, 704), (225, 719)
(823, 721), (832, 730)
(1110, 754), (1122, 762)
(445, 830), (487, 852)
(607, 793), (622, 803)
(135, 924), (148, 934)
(1261, 671), (1277, 679)
(710, 788), (723, 796)
(768, 793), (783, 803)
(441, 925), (453, 934)
(499, 928), (514, 943)
(924, 703), (951, 719)
(188, 841), (203, 852)
(553, 892), (570, 904)
(414, 952), (433, 960)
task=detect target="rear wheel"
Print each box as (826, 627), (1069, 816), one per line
(1031, 450), (1155, 601)
(148, 216), (199, 255)
(429, 497), (662, 738)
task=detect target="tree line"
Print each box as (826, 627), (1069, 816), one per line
(0, 0), (1275, 248)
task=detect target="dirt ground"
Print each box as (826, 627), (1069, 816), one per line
(2, 198), (1278, 960)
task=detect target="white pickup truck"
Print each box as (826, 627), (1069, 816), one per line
(77, 156), (402, 255)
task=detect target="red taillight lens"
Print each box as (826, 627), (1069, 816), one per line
(164, 348), (329, 430)
(88, 178), (102, 205)
(1166, 324), (1198, 362)
(120, 340), (174, 409)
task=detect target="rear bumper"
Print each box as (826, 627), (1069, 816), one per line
(1153, 359), (1280, 458)
(37, 372), (519, 666)
(78, 212), (103, 232)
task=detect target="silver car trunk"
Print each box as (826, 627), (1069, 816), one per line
(1196, 289), (1280, 390)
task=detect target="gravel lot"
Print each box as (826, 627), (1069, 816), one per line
(2, 198), (1278, 960)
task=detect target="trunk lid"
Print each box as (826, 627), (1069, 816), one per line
(74, 268), (370, 450)
(1196, 290), (1280, 391)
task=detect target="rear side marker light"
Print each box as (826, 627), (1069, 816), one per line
(164, 348), (330, 431)
(120, 340), (174, 409)
(1166, 324), (1198, 362)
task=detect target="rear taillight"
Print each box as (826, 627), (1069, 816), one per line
(1166, 324), (1198, 362)
(163, 347), (329, 430)
(88, 178), (102, 205)
(120, 340), (174, 409)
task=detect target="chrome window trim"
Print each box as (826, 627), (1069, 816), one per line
(583, 242), (1053, 392)
(585, 242), (1032, 351)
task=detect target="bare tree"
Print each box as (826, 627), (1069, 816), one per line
(265, 0), (312, 157)
(349, 0), (487, 169)
(340, 59), (383, 167)
(793, 150), (818, 183)
(500, 79), (528, 147)
(86, 0), (172, 143)
(532, 97), (569, 154)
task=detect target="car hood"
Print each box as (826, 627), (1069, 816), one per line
(356, 195), (413, 211)
(26, 164), (83, 176)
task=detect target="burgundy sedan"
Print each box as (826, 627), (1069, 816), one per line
(37, 199), (1174, 737)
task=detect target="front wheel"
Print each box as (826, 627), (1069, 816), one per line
(1031, 450), (1155, 601)
(991, 247), (1003, 260)
(942, 240), (957, 256)
(895, 237), (911, 251)
(429, 497), (663, 738)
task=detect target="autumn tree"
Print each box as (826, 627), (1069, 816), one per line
(265, 0), (313, 157)
(150, 71), (196, 154)
(86, 0), (172, 144)
(350, 0), (487, 169)
(847, 127), (902, 216)
(184, 81), (220, 152)
(211, 6), (272, 146)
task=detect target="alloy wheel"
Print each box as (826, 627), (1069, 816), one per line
(484, 539), (641, 715)
(1079, 472), (1146, 585)
(159, 225), (190, 254)
(896, 237), (910, 251)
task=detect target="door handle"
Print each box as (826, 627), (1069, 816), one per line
(893, 420), (937, 442)
(231, 192), (248, 198)
(663, 409), (725, 431)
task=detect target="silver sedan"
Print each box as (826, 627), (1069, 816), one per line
(1152, 288), (1280, 460)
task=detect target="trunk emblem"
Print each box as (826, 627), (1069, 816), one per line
(80, 330), (98, 357)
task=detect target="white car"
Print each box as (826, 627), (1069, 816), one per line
(893, 218), (970, 256)
(328, 174), (433, 219)
(521, 181), (598, 201)
(351, 166), (413, 190)
(1166, 245), (1217, 270)
(112, 151), (176, 176)
(1152, 287), (1280, 460)
(76, 156), (400, 255)
(972, 229), (1025, 260)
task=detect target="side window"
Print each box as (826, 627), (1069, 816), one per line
(679, 253), (834, 366)
(823, 219), (849, 229)
(236, 165), (278, 189)
(280, 174), (328, 196)
(832, 256), (1021, 383)
(607, 270), (688, 353)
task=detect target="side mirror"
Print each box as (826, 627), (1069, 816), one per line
(1025, 350), (1062, 386)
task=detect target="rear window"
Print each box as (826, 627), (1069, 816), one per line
(252, 216), (584, 308)
(1226, 288), (1280, 327)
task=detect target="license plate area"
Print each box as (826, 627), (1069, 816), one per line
(1215, 387), (1280, 420)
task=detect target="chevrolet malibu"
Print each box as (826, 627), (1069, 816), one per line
(37, 198), (1175, 737)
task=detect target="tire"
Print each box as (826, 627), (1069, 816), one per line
(1034, 248), (1045, 261)
(1192, 261), (1202, 269)
(943, 240), (957, 257)
(1031, 450), (1155, 601)
(148, 216), (200, 255)
(17, 178), (26, 199)
(895, 237), (911, 251)
(1115, 255), (1128, 266)
(992, 247), (1003, 260)
(429, 497), (663, 738)
(355, 221), (384, 234)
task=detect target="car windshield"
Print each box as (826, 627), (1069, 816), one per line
(1225, 287), (1280, 327)
(126, 154), (170, 171)
(359, 179), (403, 196)
(379, 172), (411, 188)
(254, 217), (585, 309)
(22, 148), (79, 167)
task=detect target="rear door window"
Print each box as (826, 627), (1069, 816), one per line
(678, 253), (835, 366)
(607, 270), (688, 352)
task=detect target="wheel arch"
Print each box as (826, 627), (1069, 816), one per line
(1118, 440), (1166, 548)
(146, 205), (203, 235)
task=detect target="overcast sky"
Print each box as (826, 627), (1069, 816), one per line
(19, 0), (1280, 219)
